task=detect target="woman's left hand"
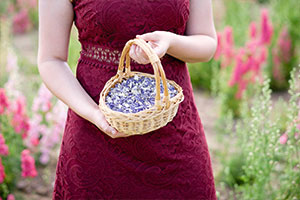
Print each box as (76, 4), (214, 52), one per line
(129, 31), (174, 64)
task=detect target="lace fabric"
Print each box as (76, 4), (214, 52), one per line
(53, 0), (217, 199)
(80, 43), (177, 69)
(81, 44), (122, 65)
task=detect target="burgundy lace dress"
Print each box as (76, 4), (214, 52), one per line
(53, 0), (217, 199)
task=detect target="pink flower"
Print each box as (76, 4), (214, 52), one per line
(25, 114), (42, 148)
(278, 27), (292, 63)
(225, 26), (234, 46)
(29, 0), (38, 9)
(260, 9), (273, 45)
(21, 149), (38, 178)
(40, 152), (50, 164)
(0, 157), (5, 183)
(12, 9), (31, 34)
(249, 22), (257, 39)
(32, 84), (53, 113)
(7, 194), (15, 200)
(30, 137), (39, 147)
(222, 27), (235, 68)
(272, 49), (284, 82)
(298, 100), (300, 119)
(0, 134), (9, 156)
(17, 0), (37, 9)
(279, 133), (288, 144)
(11, 96), (30, 138)
(214, 33), (222, 60)
(228, 48), (245, 86)
(6, 52), (18, 73)
(295, 132), (300, 140)
(7, 4), (15, 13)
(258, 46), (268, 65)
(0, 88), (9, 115)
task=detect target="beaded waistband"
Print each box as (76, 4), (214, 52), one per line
(79, 43), (171, 67)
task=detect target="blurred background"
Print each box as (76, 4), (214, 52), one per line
(0, 0), (299, 199)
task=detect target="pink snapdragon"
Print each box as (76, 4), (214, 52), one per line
(32, 84), (53, 113)
(279, 133), (288, 144)
(10, 96), (30, 139)
(17, 0), (37, 9)
(278, 27), (292, 62)
(21, 149), (37, 178)
(0, 89), (9, 115)
(25, 114), (43, 148)
(26, 83), (67, 164)
(12, 9), (31, 34)
(0, 157), (5, 183)
(222, 27), (235, 68)
(214, 33), (223, 60)
(39, 101), (67, 164)
(249, 22), (257, 39)
(224, 9), (273, 99)
(272, 50), (283, 82)
(0, 134), (9, 156)
(260, 9), (273, 45)
(6, 52), (18, 73)
(272, 27), (292, 83)
(228, 48), (245, 87)
(7, 194), (15, 200)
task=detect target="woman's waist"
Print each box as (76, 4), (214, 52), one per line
(79, 42), (185, 69)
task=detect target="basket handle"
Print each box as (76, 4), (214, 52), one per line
(117, 38), (170, 110)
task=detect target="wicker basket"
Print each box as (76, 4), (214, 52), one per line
(99, 38), (184, 136)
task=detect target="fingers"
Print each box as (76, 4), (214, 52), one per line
(99, 119), (117, 136)
(98, 118), (128, 138)
(136, 31), (159, 41)
(93, 109), (127, 138)
(129, 44), (150, 64)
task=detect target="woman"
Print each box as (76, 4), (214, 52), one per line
(38, 0), (218, 199)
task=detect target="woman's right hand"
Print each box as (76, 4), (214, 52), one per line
(90, 108), (126, 138)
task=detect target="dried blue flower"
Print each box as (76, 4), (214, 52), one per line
(106, 75), (178, 113)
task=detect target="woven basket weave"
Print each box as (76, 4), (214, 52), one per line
(99, 38), (184, 136)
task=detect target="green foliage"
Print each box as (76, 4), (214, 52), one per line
(219, 153), (248, 187)
(218, 66), (300, 199)
(187, 60), (216, 90)
(0, 1), (11, 16)
(0, 116), (25, 198)
(28, 7), (39, 29)
(68, 28), (81, 73)
(267, 0), (300, 91)
(212, 64), (242, 117)
(271, 0), (300, 46)
(0, 19), (10, 86)
(257, 0), (269, 4)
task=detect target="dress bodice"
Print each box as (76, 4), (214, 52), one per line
(72, 0), (190, 49)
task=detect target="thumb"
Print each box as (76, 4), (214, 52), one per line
(136, 32), (158, 42)
(99, 118), (117, 135)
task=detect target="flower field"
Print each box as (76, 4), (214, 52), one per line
(0, 0), (299, 199)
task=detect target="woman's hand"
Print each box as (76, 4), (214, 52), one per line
(90, 108), (127, 139)
(129, 31), (174, 64)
